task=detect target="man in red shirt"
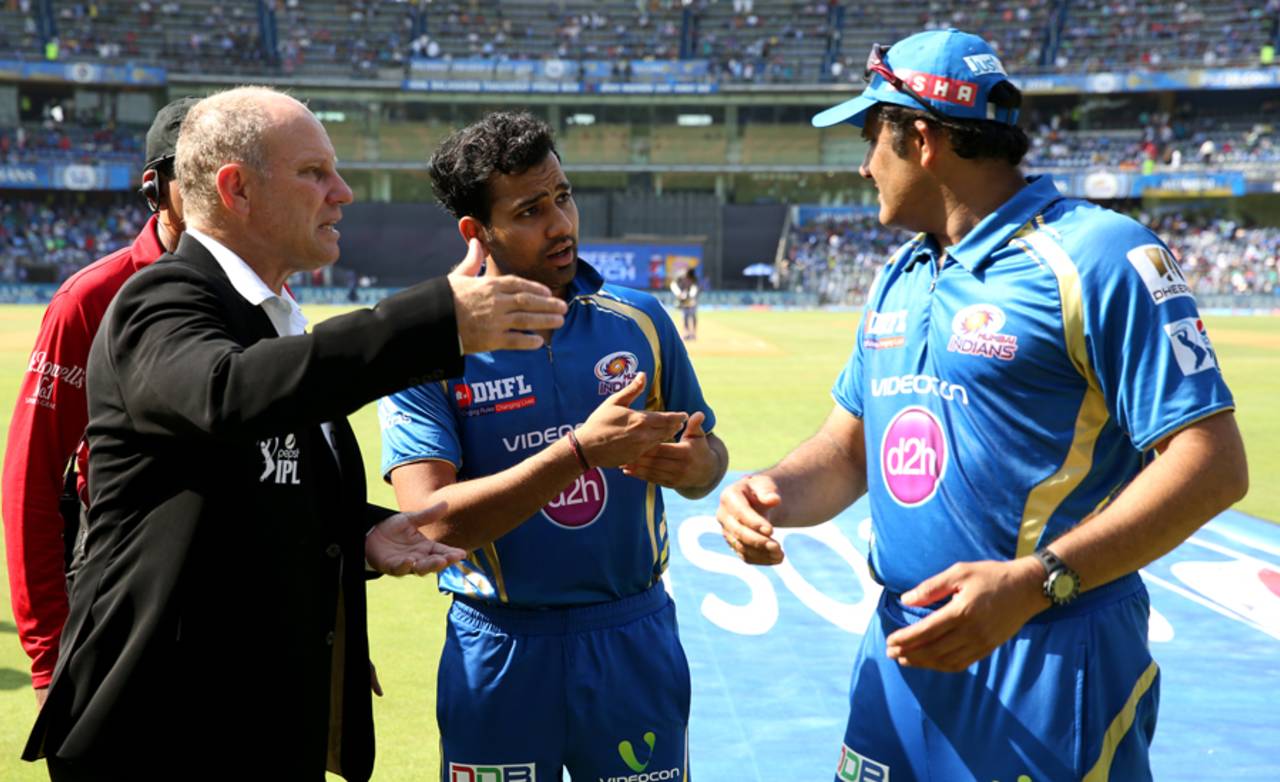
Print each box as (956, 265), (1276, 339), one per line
(3, 97), (195, 707)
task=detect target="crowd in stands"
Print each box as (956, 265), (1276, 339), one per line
(0, 196), (148, 284)
(8, 1), (1275, 81)
(1148, 211), (1280, 296)
(781, 208), (1280, 303)
(0, 123), (141, 165)
(1025, 108), (1280, 170)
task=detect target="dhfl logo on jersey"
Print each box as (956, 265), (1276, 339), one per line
(896, 69), (979, 107)
(1127, 244), (1193, 304)
(863, 309), (908, 350)
(448, 762), (535, 782)
(947, 304), (1018, 361)
(596, 351), (639, 395)
(454, 374), (536, 416)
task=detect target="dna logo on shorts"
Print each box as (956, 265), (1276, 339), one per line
(542, 467), (608, 529)
(448, 762), (535, 782)
(880, 406), (947, 507)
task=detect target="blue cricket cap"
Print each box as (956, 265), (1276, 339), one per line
(812, 29), (1020, 129)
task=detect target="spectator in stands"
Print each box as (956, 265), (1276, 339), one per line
(720, 28), (1246, 782)
(3, 96), (196, 710)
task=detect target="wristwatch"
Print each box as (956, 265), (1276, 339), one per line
(1034, 548), (1081, 606)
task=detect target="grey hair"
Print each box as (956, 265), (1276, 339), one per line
(174, 86), (288, 225)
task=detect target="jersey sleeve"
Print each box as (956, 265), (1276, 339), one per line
(2, 291), (93, 687)
(654, 299), (716, 431)
(1079, 224), (1235, 451)
(378, 381), (462, 480)
(832, 309), (870, 418)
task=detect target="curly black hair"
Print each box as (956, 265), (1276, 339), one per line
(428, 112), (561, 225)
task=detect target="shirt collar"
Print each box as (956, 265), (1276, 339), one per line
(185, 227), (309, 337)
(130, 214), (167, 270)
(567, 257), (606, 297)
(946, 175), (1064, 272)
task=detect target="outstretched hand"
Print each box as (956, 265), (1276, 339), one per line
(575, 372), (689, 469)
(365, 502), (468, 576)
(715, 473), (784, 565)
(622, 411), (719, 492)
(448, 238), (567, 353)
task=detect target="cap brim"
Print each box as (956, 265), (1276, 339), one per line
(811, 94), (878, 128)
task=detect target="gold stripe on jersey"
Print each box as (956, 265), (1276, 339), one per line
(479, 543), (509, 603)
(1083, 660), (1159, 782)
(1012, 227), (1109, 558)
(579, 293), (664, 411)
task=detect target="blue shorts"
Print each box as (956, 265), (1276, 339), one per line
(438, 582), (691, 782)
(836, 573), (1160, 782)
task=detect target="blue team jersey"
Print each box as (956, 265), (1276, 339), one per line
(833, 175), (1234, 593)
(380, 260), (715, 607)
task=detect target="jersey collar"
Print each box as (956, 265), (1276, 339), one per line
(567, 257), (606, 297)
(946, 175), (1064, 273)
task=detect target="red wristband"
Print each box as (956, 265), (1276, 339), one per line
(566, 429), (591, 472)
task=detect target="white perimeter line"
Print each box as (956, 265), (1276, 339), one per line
(1187, 535), (1280, 569)
(1140, 569), (1280, 641)
(1198, 522), (1280, 561)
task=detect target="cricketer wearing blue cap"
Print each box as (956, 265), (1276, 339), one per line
(380, 112), (728, 781)
(716, 28), (1248, 782)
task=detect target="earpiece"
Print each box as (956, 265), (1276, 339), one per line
(140, 170), (162, 213)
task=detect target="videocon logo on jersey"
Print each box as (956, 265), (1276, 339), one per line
(599, 731), (682, 782)
(880, 406), (947, 507)
(542, 468), (608, 529)
(596, 351), (639, 395)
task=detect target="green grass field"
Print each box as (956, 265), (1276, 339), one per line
(0, 306), (1273, 779)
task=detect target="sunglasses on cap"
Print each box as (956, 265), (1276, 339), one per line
(864, 43), (952, 124)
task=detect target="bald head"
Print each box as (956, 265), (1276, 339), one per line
(175, 86), (315, 227)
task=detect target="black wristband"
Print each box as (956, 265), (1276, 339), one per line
(566, 429), (591, 472)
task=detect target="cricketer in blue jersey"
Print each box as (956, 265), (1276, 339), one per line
(716, 29), (1248, 782)
(380, 112), (728, 782)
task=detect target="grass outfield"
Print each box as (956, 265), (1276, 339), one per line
(0, 305), (1273, 779)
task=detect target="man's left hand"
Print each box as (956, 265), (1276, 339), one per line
(366, 504), (467, 576)
(884, 557), (1049, 672)
(621, 411), (717, 491)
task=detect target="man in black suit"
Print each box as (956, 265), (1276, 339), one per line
(23, 86), (568, 781)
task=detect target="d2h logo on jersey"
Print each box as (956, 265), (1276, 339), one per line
(542, 468), (608, 529)
(880, 406), (946, 507)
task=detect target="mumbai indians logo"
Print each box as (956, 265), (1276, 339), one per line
(947, 303), (1018, 361)
(448, 762), (535, 782)
(595, 351), (639, 395)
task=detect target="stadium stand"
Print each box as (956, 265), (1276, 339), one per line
(0, 194), (147, 284)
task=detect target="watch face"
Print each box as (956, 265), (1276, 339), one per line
(1050, 573), (1077, 600)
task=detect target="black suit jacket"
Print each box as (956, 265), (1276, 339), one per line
(25, 234), (463, 780)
